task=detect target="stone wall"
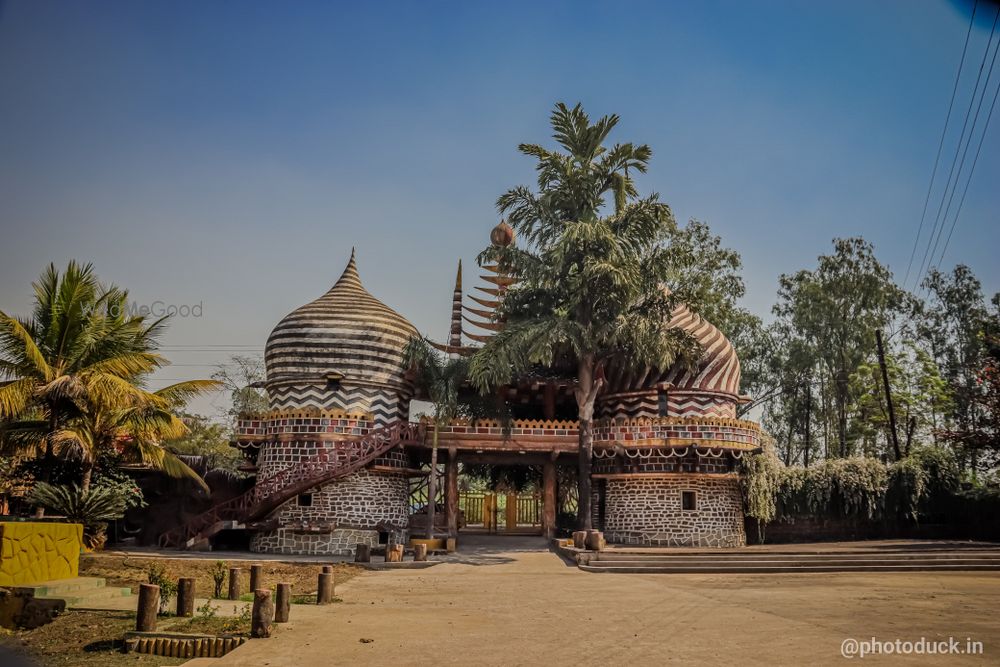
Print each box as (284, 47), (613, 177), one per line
(0, 522), (82, 586)
(250, 469), (410, 556)
(601, 475), (745, 547)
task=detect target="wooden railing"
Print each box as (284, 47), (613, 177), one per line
(159, 420), (423, 548)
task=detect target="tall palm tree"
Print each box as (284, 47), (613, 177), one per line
(50, 379), (218, 492)
(403, 337), (471, 539)
(469, 103), (700, 530)
(0, 262), (215, 501)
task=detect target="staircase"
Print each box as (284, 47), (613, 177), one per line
(159, 420), (423, 549)
(578, 545), (1000, 574)
(19, 577), (133, 609)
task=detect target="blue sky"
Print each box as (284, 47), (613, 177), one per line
(1, 1), (997, 416)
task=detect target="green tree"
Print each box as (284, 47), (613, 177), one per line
(773, 238), (905, 458)
(0, 262), (216, 501)
(166, 413), (245, 474)
(468, 103), (700, 529)
(404, 337), (473, 538)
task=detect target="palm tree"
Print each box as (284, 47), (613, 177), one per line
(403, 337), (471, 539)
(0, 262), (215, 501)
(50, 379), (217, 492)
(469, 103), (700, 530)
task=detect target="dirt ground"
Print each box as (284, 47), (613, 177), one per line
(201, 537), (1000, 666)
(0, 610), (186, 667)
(80, 553), (359, 599)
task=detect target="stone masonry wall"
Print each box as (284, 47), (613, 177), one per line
(602, 475), (745, 547)
(250, 469), (409, 556)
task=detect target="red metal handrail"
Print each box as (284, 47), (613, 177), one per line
(159, 420), (423, 548)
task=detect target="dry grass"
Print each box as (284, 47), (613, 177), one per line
(80, 554), (360, 599)
(0, 610), (185, 667)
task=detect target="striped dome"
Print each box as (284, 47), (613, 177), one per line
(265, 250), (418, 393)
(656, 302), (741, 396)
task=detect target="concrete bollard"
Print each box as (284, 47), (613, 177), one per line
(136, 583), (159, 631)
(275, 583), (291, 623)
(251, 589), (274, 638)
(176, 577), (196, 617)
(228, 568), (242, 600)
(249, 564), (263, 594)
(317, 571), (335, 604)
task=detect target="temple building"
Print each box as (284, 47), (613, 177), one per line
(159, 223), (761, 554)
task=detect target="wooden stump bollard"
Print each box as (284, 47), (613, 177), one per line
(176, 577), (196, 617)
(249, 564), (263, 594)
(413, 543), (428, 561)
(228, 567), (242, 600)
(275, 583), (291, 623)
(136, 583), (159, 631)
(572, 530), (587, 549)
(251, 589), (274, 638)
(386, 544), (404, 563)
(317, 571), (335, 604)
(321, 564), (334, 574)
(585, 530), (605, 551)
(445, 537), (457, 553)
(355, 543), (371, 563)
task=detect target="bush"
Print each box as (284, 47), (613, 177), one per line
(146, 562), (177, 614)
(28, 482), (128, 549)
(738, 446), (963, 540)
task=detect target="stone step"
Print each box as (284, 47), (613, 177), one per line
(591, 551), (1000, 562)
(17, 577), (109, 597)
(581, 563), (1000, 574)
(39, 586), (135, 607)
(586, 557), (1000, 568)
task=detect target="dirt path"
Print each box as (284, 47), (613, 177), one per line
(193, 538), (1000, 666)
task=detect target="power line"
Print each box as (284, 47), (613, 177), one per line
(933, 64), (1000, 269)
(925, 9), (1000, 279)
(914, 3), (1000, 291)
(902, 0), (979, 290)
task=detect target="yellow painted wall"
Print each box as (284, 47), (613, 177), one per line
(0, 522), (82, 586)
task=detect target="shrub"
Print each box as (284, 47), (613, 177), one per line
(146, 562), (177, 614)
(210, 560), (228, 598)
(28, 482), (128, 549)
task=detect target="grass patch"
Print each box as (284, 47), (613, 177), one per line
(80, 555), (360, 599)
(291, 594), (342, 604)
(0, 610), (185, 667)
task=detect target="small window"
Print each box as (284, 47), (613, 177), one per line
(681, 490), (697, 511)
(297, 493), (313, 507)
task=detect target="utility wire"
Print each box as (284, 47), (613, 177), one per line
(934, 63), (1000, 270)
(915, 3), (1000, 292)
(902, 0), (979, 290)
(924, 8), (1000, 281)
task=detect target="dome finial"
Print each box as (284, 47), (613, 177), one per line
(334, 248), (361, 289)
(491, 219), (515, 247)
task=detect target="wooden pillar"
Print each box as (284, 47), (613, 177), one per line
(317, 571), (335, 604)
(227, 568), (241, 601)
(176, 578), (195, 617)
(274, 583), (291, 623)
(543, 382), (556, 420)
(249, 564), (263, 594)
(505, 493), (517, 532)
(251, 589), (274, 638)
(542, 459), (556, 539)
(445, 448), (459, 537)
(136, 583), (159, 631)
